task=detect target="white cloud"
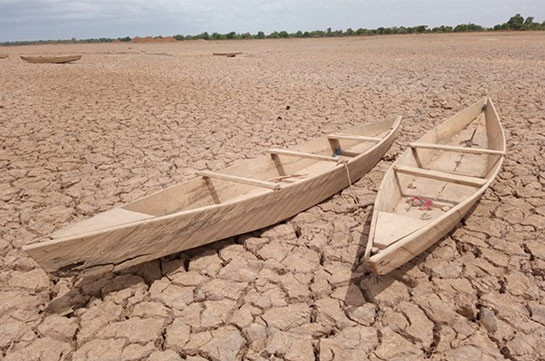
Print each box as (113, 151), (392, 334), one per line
(1, 0), (544, 41)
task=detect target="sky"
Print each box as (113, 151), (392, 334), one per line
(0, 0), (544, 42)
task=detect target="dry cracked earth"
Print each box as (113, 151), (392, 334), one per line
(1, 32), (544, 361)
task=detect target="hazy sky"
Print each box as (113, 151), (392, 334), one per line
(1, 0), (544, 42)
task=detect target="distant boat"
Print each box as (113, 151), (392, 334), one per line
(24, 116), (401, 275)
(365, 97), (505, 275)
(213, 52), (242, 57)
(20, 55), (82, 64)
(0, 54), (8, 59)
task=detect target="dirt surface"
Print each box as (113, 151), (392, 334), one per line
(1, 32), (544, 361)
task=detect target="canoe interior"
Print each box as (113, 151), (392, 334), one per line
(51, 118), (397, 240)
(371, 97), (505, 250)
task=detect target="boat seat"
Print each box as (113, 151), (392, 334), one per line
(373, 211), (430, 249)
(393, 165), (487, 187)
(268, 149), (339, 162)
(198, 171), (280, 190)
(409, 142), (505, 156)
(327, 134), (382, 142)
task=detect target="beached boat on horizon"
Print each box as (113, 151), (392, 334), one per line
(20, 55), (82, 64)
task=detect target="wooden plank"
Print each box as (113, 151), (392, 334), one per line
(327, 134), (382, 142)
(268, 149), (339, 162)
(373, 211), (431, 249)
(411, 147), (423, 168)
(51, 208), (154, 239)
(197, 171), (280, 190)
(393, 165), (487, 187)
(410, 142), (505, 156)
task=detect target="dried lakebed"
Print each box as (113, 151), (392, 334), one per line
(1, 32), (545, 361)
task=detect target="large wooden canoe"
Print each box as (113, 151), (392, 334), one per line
(20, 55), (81, 64)
(24, 116), (401, 275)
(0, 54), (8, 59)
(365, 98), (505, 275)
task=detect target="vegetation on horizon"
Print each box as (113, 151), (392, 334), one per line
(2, 14), (544, 46)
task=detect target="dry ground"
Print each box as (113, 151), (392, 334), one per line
(1, 32), (544, 361)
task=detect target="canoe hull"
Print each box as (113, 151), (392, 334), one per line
(366, 98), (505, 274)
(20, 55), (81, 64)
(24, 118), (400, 275)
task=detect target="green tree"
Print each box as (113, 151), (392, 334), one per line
(507, 13), (525, 30)
(211, 32), (223, 40)
(523, 16), (537, 29)
(256, 31), (265, 39)
(415, 25), (428, 33)
(355, 28), (367, 35)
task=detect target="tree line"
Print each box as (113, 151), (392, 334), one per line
(2, 14), (544, 46)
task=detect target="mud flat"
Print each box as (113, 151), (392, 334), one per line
(1, 32), (544, 361)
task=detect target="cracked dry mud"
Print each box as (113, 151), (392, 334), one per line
(1, 32), (544, 361)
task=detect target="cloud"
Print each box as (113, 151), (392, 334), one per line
(1, 0), (544, 41)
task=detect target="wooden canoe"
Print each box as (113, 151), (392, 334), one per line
(20, 55), (82, 64)
(24, 116), (402, 275)
(0, 54), (8, 59)
(212, 52), (242, 57)
(365, 97), (505, 275)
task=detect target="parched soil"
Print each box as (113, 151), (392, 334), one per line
(1, 32), (544, 361)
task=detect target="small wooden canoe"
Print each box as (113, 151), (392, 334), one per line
(212, 52), (242, 57)
(0, 54), (8, 59)
(24, 116), (401, 275)
(365, 97), (505, 275)
(20, 55), (82, 64)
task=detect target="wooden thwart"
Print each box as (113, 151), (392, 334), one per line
(197, 171), (280, 190)
(409, 142), (505, 156)
(393, 165), (487, 187)
(268, 149), (339, 162)
(328, 134), (382, 142)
